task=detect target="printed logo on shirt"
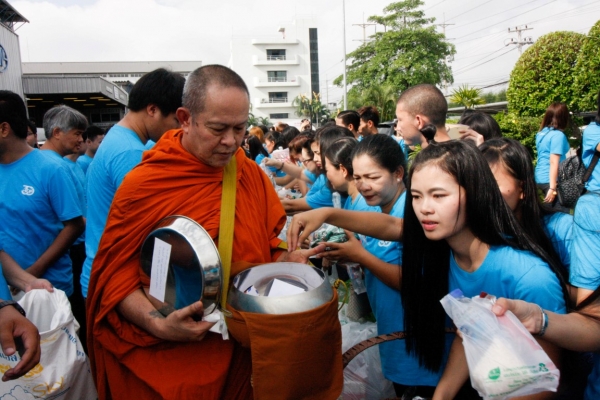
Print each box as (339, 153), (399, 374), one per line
(378, 240), (392, 247)
(21, 185), (35, 196)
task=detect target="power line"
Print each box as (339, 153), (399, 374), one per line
(453, 46), (510, 74)
(454, 47), (518, 75)
(453, 0), (557, 41)
(524, 0), (600, 26)
(445, 0), (494, 22)
(447, 0), (543, 31)
(424, 0), (446, 12)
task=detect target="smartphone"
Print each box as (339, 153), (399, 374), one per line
(446, 124), (469, 140)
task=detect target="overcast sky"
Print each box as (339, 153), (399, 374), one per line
(11, 0), (600, 105)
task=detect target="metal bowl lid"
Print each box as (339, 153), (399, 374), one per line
(140, 216), (222, 316)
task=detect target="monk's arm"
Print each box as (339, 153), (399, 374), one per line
(116, 289), (214, 342)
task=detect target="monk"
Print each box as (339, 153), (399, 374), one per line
(86, 65), (326, 400)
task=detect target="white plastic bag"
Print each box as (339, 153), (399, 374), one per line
(339, 317), (395, 400)
(440, 289), (560, 400)
(0, 289), (97, 399)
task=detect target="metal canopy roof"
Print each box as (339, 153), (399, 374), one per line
(23, 75), (129, 106)
(0, 0), (29, 31)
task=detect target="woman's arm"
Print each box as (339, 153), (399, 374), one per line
(433, 336), (469, 400)
(493, 296), (600, 352)
(543, 154), (561, 203)
(264, 158), (313, 183)
(319, 232), (401, 290)
(287, 208), (403, 250)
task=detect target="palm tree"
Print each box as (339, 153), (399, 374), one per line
(450, 85), (484, 110)
(292, 93), (329, 127)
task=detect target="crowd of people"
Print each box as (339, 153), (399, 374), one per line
(0, 64), (599, 400)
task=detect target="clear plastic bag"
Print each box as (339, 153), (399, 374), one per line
(440, 290), (560, 400)
(338, 319), (396, 400)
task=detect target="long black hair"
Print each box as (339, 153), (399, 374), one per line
(479, 138), (565, 271)
(247, 135), (268, 161)
(401, 140), (570, 372)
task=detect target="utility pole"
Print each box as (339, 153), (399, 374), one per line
(353, 13), (376, 44)
(506, 25), (534, 55)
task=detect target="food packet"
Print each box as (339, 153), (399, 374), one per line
(309, 223), (348, 248)
(440, 290), (560, 400)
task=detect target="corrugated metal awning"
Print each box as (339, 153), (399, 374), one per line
(23, 75), (128, 106)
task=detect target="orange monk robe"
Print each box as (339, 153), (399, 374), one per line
(86, 129), (286, 400)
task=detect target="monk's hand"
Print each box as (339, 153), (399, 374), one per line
(155, 301), (216, 342)
(0, 306), (41, 382)
(277, 243), (326, 264)
(287, 208), (334, 251)
(492, 298), (542, 335)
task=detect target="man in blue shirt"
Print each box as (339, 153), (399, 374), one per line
(40, 104), (89, 349)
(0, 91), (84, 298)
(82, 68), (185, 298)
(77, 125), (105, 174)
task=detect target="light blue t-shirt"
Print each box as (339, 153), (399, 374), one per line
(449, 245), (566, 314)
(343, 193), (373, 211)
(0, 241), (12, 301)
(255, 153), (266, 166)
(582, 122), (600, 192)
(77, 154), (93, 175)
(304, 170), (317, 184)
(305, 174), (335, 209)
(359, 192), (448, 385)
(0, 150), (82, 296)
(570, 193), (600, 291)
(82, 125), (146, 297)
(64, 157), (88, 245)
(534, 127), (569, 184)
(542, 212), (573, 272)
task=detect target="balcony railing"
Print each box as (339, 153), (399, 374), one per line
(262, 98), (289, 103)
(268, 77), (288, 83)
(267, 55), (286, 61)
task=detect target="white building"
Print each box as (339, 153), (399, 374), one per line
(231, 19), (320, 125)
(0, 0), (27, 99)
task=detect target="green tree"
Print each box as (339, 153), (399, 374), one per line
(450, 85), (484, 110)
(507, 31), (585, 117)
(572, 20), (600, 112)
(346, 83), (400, 121)
(292, 93), (330, 127)
(333, 0), (455, 94)
(493, 112), (541, 160)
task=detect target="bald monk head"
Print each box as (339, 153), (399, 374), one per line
(177, 65), (250, 168)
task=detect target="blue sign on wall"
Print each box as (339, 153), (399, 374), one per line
(0, 44), (8, 73)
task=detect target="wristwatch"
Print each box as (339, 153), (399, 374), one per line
(0, 300), (26, 317)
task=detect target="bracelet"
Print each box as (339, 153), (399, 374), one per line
(536, 305), (548, 336)
(548, 187), (556, 191)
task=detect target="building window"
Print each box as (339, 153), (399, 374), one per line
(267, 71), (287, 83)
(270, 113), (289, 119)
(108, 73), (127, 78)
(267, 49), (286, 61)
(268, 92), (288, 103)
